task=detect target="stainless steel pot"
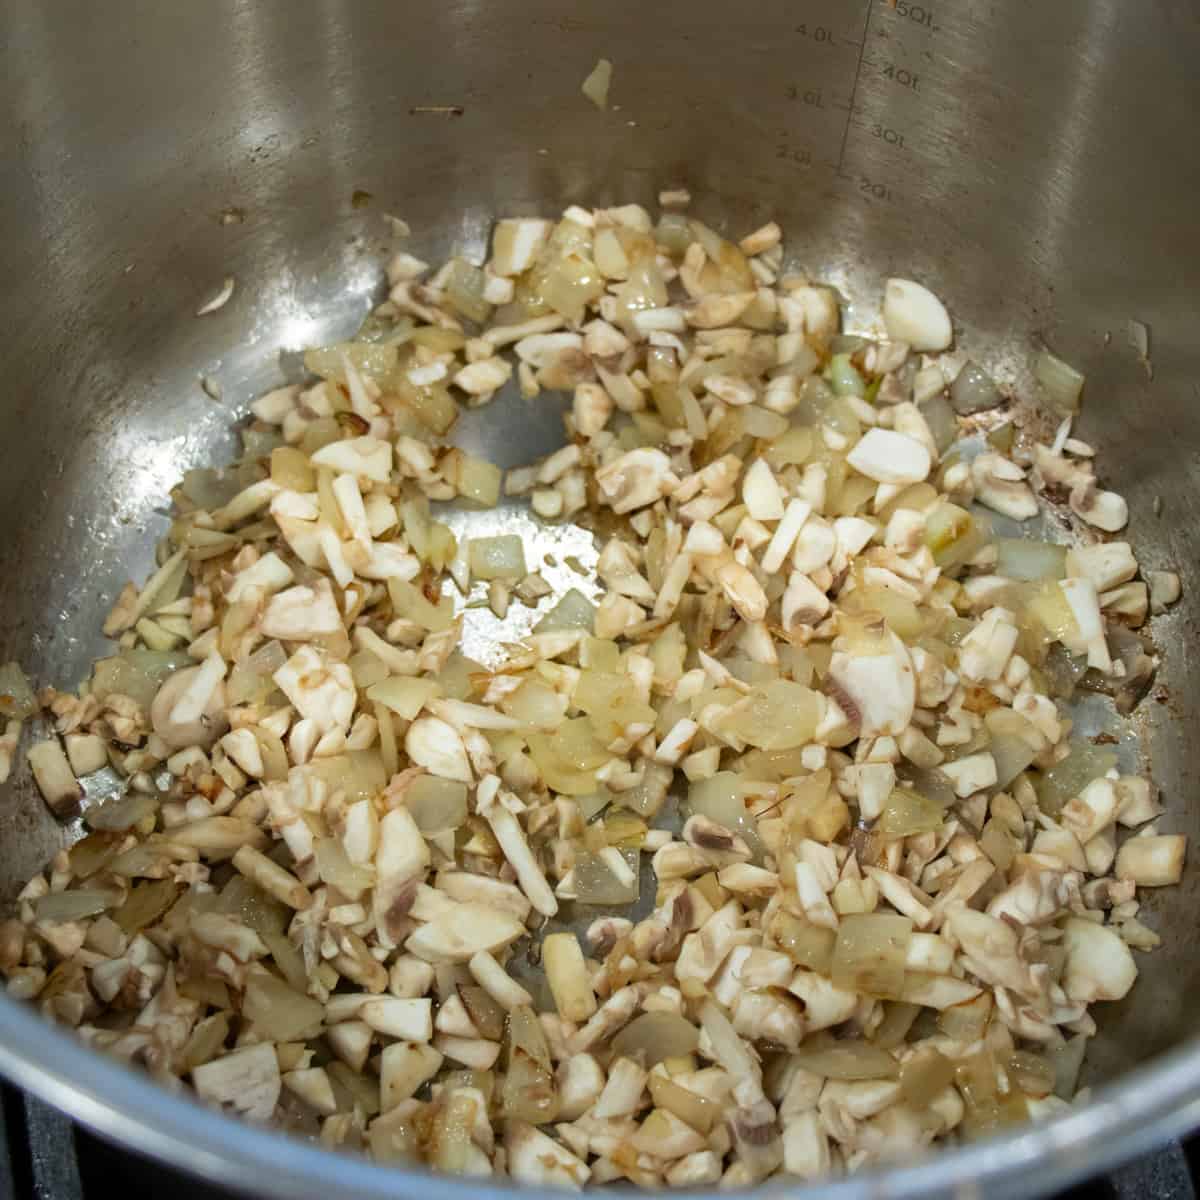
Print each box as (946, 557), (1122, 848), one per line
(2, 1), (1199, 1195)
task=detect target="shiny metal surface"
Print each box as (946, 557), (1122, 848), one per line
(0, 0), (1198, 1195)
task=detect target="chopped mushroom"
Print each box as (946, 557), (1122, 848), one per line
(881, 279), (952, 351)
(27, 739), (83, 818)
(192, 1042), (280, 1121)
(2, 196), (1185, 1189)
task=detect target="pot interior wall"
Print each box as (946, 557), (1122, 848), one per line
(1, 0), (1199, 1095)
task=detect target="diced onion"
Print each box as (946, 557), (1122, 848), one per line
(86, 791), (160, 832)
(950, 361), (1000, 414)
(443, 258), (492, 324)
(1007, 1050), (1055, 1099)
(304, 341), (399, 387)
(688, 773), (759, 850)
(900, 767), (957, 809)
(114, 879), (181, 936)
(611, 1012), (699, 1065)
(1034, 743), (1117, 817)
(227, 640), (287, 705)
(919, 392), (958, 453)
(533, 588), (596, 635)
(990, 733), (1037, 789)
(718, 680), (821, 750)
(828, 353), (865, 398)
(995, 538), (1067, 582)
(581, 57), (612, 110)
(218, 875), (289, 936)
(307, 751), (388, 804)
(899, 1047), (956, 1106)
(404, 776), (469, 833)
(93, 649), (192, 711)
(573, 848), (639, 905)
(1034, 348), (1085, 414)
(649, 1074), (718, 1133)
(243, 971), (324, 1041)
(527, 720), (608, 796)
(500, 1005), (559, 1123)
(791, 1036), (899, 1080)
(468, 536), (527, 581)
(875, 788), (944, 837)
(772, 913), (836, 974)
(33, 888), (121, 922)
(262, 930), (309, 994)
(831, 913), (912, 998)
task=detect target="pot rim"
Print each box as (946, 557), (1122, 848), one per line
(0, 994), (1195, 1198)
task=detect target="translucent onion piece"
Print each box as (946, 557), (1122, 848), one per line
(262, 930), (309, 994)
(988, 732), (1038, 790)
(315, 838), (375, 899)
(924, 500), (990, 570)
(93, 649), (192, 711)
(532, 588), (596, 635)
(227, 640), (288, 706)
(503, 679), (566, 730)
(611, 1012), (699, 1066)
(573, 848), (639, 906)
(443, 258), (492, 324)
(615, 762), (673, 819)
(404, 776), (469, 834)
(68, 831), (124, 879)
(828, 353), (866, 398)
(1034, 348), (1085, 415)
(542, 253), (605, 324)
(500, 1005), (559, 1124)
(900, 766), (957, 809)
(270, 446), (315, 492)
(719, 680), (821, 750)
(899, 1047), (956, 1106)
(468, 535), (527, 581)
(114, 879), (181, 936)
(918, 392), (958, 455)
(575, 671), (655, 744)
(873, 1002), (921, 1050)
(304, 341), (399, 387)
(688, 772), (761, 850)
(648, 1074), (718, 1133)
(218, 875), (289, 936)
(307, 750), (388, 805)
(33, 888), (121, 923)
(1007, 1050), (1055, 1099)
(1034, 743), (1118, 817)
(994, 538), (1067, 582)
(1024, 580), (1080, 644)
(842, 584), (924, 639)
(86, 791), (160, 832)
(243, 971), (324, 1041)
(574, 791), (612, 822)
(367, 676), (440, 721)
(581, 57), (613, 110)
(791, 1035), (899, 1080)
(830, 913), (912, 998)
(875, 788), (944, 837)
(950, 361), (1000, 414)
(527, 720), (608, 796)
